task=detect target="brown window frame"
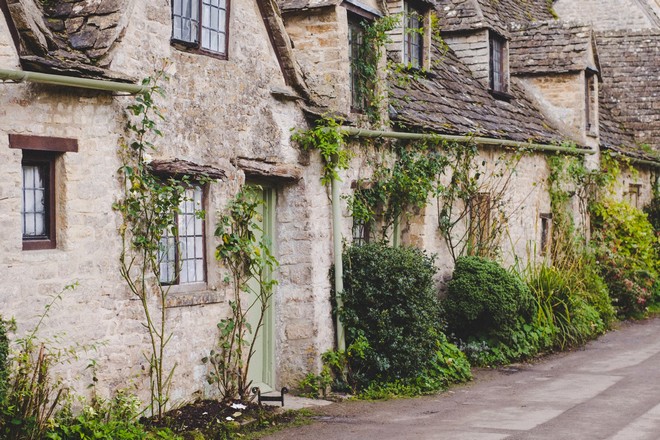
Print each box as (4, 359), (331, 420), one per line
(21, 152), (56, 250)
(171, 0), (231, 59)
(628, 183), (642, 208)
(403, 1), (425, 70)
(585, 72), (596, 133)
(489, 32), (508, 96)
(540, 213), (552, 256)
(9, 134), (78, 251)
(348, 13), (370, 112)
(158, 183), (208, 287)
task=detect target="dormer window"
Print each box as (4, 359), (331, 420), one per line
(489, 32), (508, 95)
(403, 2), (424, 69)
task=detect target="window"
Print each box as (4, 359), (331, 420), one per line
(468, 192), (491, 254)
(9, 134), (78, 251)
(628, 184), (641, 208)
(21, 152), (56, 250)
(159, 185), (206, 285)
(403, 2), (424, 69)
(352, 219), (371, 246)
(540, 213), (552, 256)
(171, 0), (229, 57)
(349, 14), (368, 111)
(489, 32), (508, 95)
(585, 72), (596, 133)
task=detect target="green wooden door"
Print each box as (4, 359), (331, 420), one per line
(246, 185), (276, 392)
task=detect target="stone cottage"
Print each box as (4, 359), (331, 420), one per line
(0, 0), (658, 407)
(0, 0), (338, 403)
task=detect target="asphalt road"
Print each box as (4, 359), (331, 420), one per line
(263, 317), (660, 439)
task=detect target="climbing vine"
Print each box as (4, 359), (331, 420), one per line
(114, 68), (211, 417)
(349, 141), (449, 240)
(352, 15), (399, 123)
(292, 117), (351, 185)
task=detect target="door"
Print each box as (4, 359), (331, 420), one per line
(246, 185), (276, 392)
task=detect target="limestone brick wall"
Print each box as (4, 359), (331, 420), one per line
(283, 6), (352, 113)
(444, 30), (490, 85)
(0, 9), (19, 67)
(517, 72), (587, 142)
(401, 147), (553, 285)
(0, 0), (335, 407)
(609, 165), (657, 208)
(554, 0), (660, 31)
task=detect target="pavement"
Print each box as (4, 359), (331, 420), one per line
(261, 317), (660, 439)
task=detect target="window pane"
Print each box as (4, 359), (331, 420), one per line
(22, 163), (48, 239)
(173, 0), (198, 43)
(202, 28), (210, 49)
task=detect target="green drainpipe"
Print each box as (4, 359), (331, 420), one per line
(0, 68), (148, 94)
(331, 175), (346, 352)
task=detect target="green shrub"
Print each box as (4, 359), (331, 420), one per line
(459, 319), (554, 366)
(0, 317), (8, 403)
(357, 334), (471, 399)
(591, 198), (659, 317)
(339, 243), (443, 388)
(526, 263), (609, 349)
(644, 193), (660, 232)
(443, 256), (537, 342)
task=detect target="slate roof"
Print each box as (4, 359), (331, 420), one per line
(510, 21), (599, 75)
(435, 0), (556, 35)
(596, 29), (660, 154)
(3, 0), (133, 80)
(389, 43), (567, 144)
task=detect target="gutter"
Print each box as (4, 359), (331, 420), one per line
(0, 68), (148, 94)
(609, 151), (660, 169)
(334, 126), (596, 155)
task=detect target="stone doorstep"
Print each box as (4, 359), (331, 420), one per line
(259, 392), (333, 411)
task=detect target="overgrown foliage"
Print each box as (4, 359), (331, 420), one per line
(336, 243), (471, 395)
(203, 187), (278, 402)
(351, 15), (399, 123)
(0, 285), (75, 440)
(349, 142), (448, 240)
(525, 261), (611, 350)
(591, 198), (660, 317)
(291, 117), (351, 186)
(47, 393), (180, 440)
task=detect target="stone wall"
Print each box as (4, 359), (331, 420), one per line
(283, 6), (351, 113)
(554, 0), (660, 31)
(517, 72), (588, 143)
(444, 30), (490, 85)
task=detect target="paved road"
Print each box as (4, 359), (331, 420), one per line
(264, 318), (660, 439)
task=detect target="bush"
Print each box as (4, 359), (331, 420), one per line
(0, 317), (8, 403)
(443, 256), (536, 342)
(339, 243), (443, 388)
(357, 334), (471, 399)
(591, 199), (660, 317)
(458, 319), (554, 366)
(526, 263), (610, 349)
